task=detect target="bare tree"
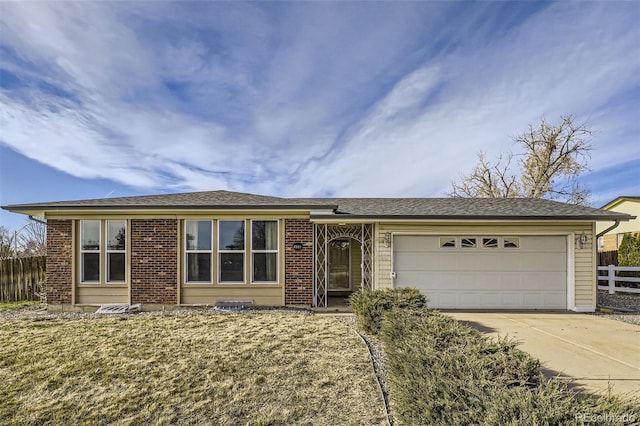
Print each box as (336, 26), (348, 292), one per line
(0, 226), (16, 259)
(450, 115), (594, 205)
(18, 220), (47, 257)
(449, 151), (520, 198)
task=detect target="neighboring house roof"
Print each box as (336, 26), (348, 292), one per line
(596, 195), (640, 235)
(600, 196), (640, 210)
(2, 190), (634, 221)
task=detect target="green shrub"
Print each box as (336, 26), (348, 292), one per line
(618, 233), (640, 284)
(349, 288), (426, 334)
(378, 308), (640, 425)
(618, 233), (640, 267)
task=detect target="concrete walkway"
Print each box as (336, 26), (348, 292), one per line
(447, 312), (640, 397)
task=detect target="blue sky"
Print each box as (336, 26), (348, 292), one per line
(1, 1), (639, 230)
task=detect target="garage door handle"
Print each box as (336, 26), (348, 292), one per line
(391, 272), (397, 279)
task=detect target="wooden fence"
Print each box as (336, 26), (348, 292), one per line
(597, 265), (640, 294)
(0, 256), (46, 302)
(597, 250), (618, 266)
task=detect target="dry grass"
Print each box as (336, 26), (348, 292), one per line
(0, 301), (41, 311)
(0, 312), (386, 425)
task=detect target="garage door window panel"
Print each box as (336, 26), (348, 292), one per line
(503, 237), (520, 248)
(482, 238), (499, 248)
(440, 237), (456, 248)
(461, 238), (477, 248)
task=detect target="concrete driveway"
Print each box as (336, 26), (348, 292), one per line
(447, 312), (640, 397)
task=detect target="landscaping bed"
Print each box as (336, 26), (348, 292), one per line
(596, 291), (640, 325)
(0, 312), (386, 425)
(351, 289), (640, 426)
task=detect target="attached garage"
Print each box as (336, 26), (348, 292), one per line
(393, 235), (567, 309)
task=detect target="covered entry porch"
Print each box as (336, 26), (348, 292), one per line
(314, 223), (375, 307)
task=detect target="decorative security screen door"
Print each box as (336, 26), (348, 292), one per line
(314, 224), (374, 307)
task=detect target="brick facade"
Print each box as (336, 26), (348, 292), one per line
(46, 220), (73, 304)
(44, 217), (312, 307)
(284, 219), (314, 305)
(130, 219), (178, 304)
(600, 233), (618, 252)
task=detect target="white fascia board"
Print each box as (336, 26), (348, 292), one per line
(311, 218), (595, 225)
(309, 218), (376, 224)
(309, 210), (336, 216)
(42, 208), (313, 215)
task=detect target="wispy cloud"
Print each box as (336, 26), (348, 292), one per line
(1, 1), (638, 202)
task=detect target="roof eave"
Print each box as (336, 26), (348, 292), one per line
(1, 204), (338, 216)
(310, 214), (635, 221)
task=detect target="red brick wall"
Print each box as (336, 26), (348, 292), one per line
(46, 220), (73, 304)
(130, 219), (178, 304)
(284, 219), (314, 305)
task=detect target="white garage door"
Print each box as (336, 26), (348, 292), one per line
(393, 235), (567, 309)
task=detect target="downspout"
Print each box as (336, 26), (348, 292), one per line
(28, 215), (47, 225)
(596, 220), (620, 239)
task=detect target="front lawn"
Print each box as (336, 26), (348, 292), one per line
(0, 312), (386, 425)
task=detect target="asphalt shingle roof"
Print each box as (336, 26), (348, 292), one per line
(2, 190), (634, 221)
(5, 190), (299, 207)
(305, 197), (633, 220)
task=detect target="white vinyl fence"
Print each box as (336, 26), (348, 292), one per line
(597, 265), (640, 294)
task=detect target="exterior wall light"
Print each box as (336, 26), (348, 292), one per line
(384, 232), (392, 248)
(577, 232), (588, 249)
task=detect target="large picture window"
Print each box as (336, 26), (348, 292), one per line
(80, 220), (127, 284)
(219, 220), (245, 283)
(252, 220), (278, 283)
(185, 220), (213, 282)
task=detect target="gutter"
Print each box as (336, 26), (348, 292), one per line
(311, 214), (634, 222)
(596, 220), (621, 239)
(28, 215), (47, 225)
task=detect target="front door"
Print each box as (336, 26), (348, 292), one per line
(329, 239), (351, 291)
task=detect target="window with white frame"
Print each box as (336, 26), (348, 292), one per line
(185, 220), (213, 283)
(80, 220), (126, 283)
(80, 220), (101, 282)
(219, 220), (245, 282)
(106, 220), (126, 282)
(252, 220), (278, 283)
